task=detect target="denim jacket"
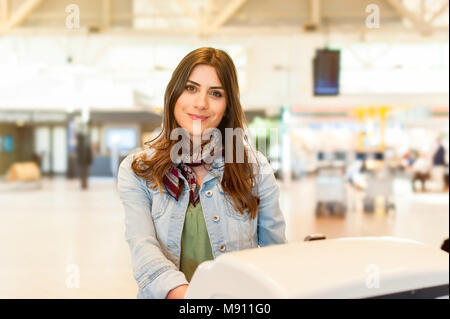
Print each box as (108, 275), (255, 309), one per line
(117, 148), (286, 299)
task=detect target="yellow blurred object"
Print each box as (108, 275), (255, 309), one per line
(365, 159), (384, 171)
(7, 162), (41, 182)
(352, 105), (406, 153)
(375, 196), (387, 216)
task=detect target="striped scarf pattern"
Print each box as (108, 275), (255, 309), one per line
(163, 132), (222, 207)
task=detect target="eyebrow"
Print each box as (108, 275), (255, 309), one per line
(187, 80), (224, 90)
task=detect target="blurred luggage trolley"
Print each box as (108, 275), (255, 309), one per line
(363, 169), (395, 214)
(315, 166), (347, 217)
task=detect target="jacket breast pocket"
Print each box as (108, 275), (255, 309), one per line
(150, 189), (169, 220)
(217, 186), (250, 222)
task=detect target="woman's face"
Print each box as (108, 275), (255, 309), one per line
(174, 64), (227, 138)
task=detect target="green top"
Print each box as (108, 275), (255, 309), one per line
(180, 201), (214, 282)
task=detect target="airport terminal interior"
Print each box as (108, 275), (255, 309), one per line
(0, 0), (449, 298)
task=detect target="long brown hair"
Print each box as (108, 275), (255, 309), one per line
(132, 47), (260, 219)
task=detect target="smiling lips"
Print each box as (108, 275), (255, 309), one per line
(189, 114), (209, 121)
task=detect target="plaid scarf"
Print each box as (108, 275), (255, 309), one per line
(163, 133), (223, 207)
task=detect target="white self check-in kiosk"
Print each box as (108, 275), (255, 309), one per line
(186, 237), (449, 299)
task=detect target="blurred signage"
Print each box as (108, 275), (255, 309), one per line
(313, 49), (341, 96)
(0, 135), (14, 153)
(389, 106), (432, 123)
(0, 112), (67, 123)
(0, 112), (30, 123)
(3, 136), (14, 152)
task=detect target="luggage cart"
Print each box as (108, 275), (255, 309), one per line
(363, 170), (395, 214)
(315, 166), (347, 217)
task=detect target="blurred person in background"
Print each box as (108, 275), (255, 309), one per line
(76, 132), (93, 190)
(400, 149), (418, 171)
(117, 47), (286, 299)
(411, 152), (432, 192)
(346, 160), (367, 191)
(431, 138), (447, 192)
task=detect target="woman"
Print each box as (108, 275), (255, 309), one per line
(118, 47), (286, 299)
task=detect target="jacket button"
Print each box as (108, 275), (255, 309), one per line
(205, 190), (213, 197)
(219, 244), (226, 252)
(213, 215), (220, 222)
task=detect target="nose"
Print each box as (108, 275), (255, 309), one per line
(194, 91), (208, 110)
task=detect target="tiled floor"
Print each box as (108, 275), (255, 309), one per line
(0, 176), (448, 298)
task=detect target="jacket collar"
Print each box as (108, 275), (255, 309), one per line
(202, 155), (225, 186)
(210, 154), (225, 171)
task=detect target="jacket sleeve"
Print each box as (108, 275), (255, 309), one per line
(117, 153), (188, 299)
(255, 151), (287, 246)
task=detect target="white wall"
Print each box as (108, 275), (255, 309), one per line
(0, 31), (448, 115)
(236, 34), (449, 111)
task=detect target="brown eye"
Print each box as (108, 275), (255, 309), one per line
(185, 85), (196, 92)
(211, 91), (223, 98)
